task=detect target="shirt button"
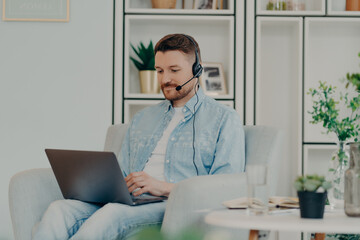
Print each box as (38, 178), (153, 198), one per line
(170, 178), (174, 182)
(182, 119), (186, 122)
(183, 109), (186, 112)
(171, 137), (175, 141)
(166, 159), (170, 163)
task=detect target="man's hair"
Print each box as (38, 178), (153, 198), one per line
(154, 34), (201, 62)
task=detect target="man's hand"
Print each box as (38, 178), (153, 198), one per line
(125, 171), (174, 197)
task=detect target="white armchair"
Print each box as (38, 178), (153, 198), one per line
(9, 124), (282, 240)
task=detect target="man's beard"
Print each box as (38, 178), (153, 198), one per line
(161, 82), (193, 102)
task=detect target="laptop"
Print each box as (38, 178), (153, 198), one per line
(45, 149), (167, 206)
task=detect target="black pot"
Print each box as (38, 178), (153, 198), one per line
(297, 191), (327, 219)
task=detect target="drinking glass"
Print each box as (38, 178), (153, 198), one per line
(247, 164), (269, 215)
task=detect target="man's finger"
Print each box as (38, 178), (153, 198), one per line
(133, 186), (148, 197)
(128, 181), (146, 193)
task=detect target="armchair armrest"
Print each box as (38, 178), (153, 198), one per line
(161, 173), (247, 236)
(9, 168), (63, 240)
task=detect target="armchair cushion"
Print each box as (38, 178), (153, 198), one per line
(9, 168), (62, 240)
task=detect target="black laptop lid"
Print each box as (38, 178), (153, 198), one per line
(45, 149), (133, 205)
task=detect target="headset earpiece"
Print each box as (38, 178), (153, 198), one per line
(192, 50), (203, 78)
(183, 34), (203, 78)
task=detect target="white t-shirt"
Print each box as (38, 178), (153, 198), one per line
(143, 107), (184, 181)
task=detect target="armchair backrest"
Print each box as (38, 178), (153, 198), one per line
(243, 125), (282, 196)
(104, 124), (282, 195)
(103, 124), (129, 157)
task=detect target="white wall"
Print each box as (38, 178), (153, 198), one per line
(0, 0), (114, 238)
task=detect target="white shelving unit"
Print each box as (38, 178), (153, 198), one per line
(115, 0), (244, 123)
(250, 0), (360, 193)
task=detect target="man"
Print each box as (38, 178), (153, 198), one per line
(33, 34), (245, 240)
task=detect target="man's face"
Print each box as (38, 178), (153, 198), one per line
(155, 50), (196, 107)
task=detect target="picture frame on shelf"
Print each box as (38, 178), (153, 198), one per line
(193, 0), (217, 10)
(2, 0), (69, 22)
(199, 62), (227, 95)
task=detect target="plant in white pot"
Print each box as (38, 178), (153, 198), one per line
(294, 174), (332, 219)
(130, 40), (159, 94)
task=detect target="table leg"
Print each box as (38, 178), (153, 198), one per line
(249, 230), (259, 240)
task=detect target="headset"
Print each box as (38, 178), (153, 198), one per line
(175, 35), (203, 91)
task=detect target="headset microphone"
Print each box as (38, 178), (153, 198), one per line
(175, 76), (195, 91)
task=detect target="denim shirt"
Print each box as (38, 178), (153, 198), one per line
(119, 88), (245, 183)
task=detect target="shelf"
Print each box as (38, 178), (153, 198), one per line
(124, 15), (234, 99)
(124, 99), (235, 123)
(327, 11), (360, 16)
(124, 93), (234, 100)
(125, 0), (234, 14)
(303, 144), (337, 176)
(125, 9), (234, 15)
(124, 99), (162, 123)
(125, 93), (164, 99)
(303, 17), (360, 143)
(256, 0), (325, 16)
(255, 17), (303, 183)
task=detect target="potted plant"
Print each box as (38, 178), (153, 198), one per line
(307, 78), (360, 208)
(130, 40), (159, 94)
(294, 174), (332, 219)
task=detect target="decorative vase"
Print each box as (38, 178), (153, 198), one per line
(267, 0), (287, 10)
(139, 70), (159, 94)
(327, 141), (350, 209)
(286, 0), (305, 11)
(298, 191), (327, 219)
(346, 0), (360, 11)
(345, 142), (360, 217)
(151, 0), (177, 9)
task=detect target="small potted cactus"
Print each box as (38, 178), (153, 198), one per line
(294, 174), (332, 219)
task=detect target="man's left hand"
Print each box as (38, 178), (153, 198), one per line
(125, 171), (174, 197)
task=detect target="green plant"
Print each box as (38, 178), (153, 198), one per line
(345, 53), (360, 93)
(294, 174), (332, 192)
(307, 81), (360, 142)
(130, 40), (155, 71)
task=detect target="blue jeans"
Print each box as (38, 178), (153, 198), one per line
(32, 199), (166, 240)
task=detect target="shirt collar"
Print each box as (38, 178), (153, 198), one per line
(164, 87), (206, 115)
(184, 87), (205, 115)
